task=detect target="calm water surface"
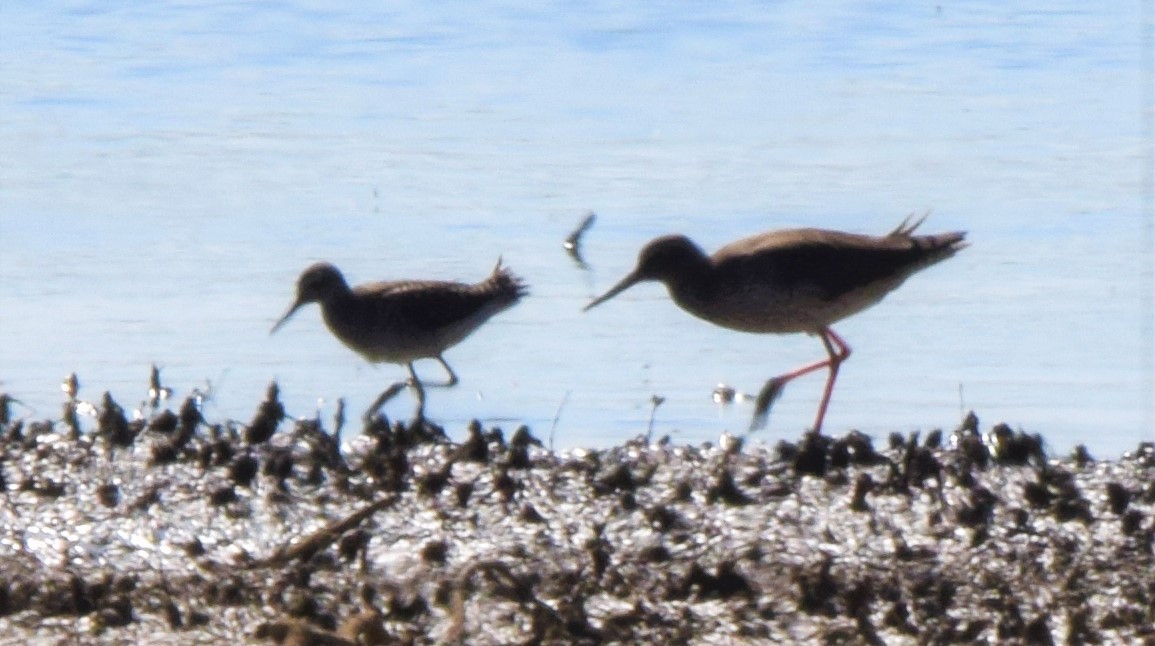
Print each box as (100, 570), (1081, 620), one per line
(1, 1), (1152, 455)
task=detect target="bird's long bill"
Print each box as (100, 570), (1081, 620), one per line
(583, 271), (642, 312)
(270, 300), (304, 335)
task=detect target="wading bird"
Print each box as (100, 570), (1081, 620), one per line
(273, 260), (527, 421)
(584, 215), (966, 432)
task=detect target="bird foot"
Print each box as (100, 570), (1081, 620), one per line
(748, 376), (789, 434)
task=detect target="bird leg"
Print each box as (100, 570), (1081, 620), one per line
(402, 356), (460, 389)
(811, 328), (851, 433)
(749, 327), (852, 433)
(431, 356), (459, 388)
(363, 361), (431, 423)
(364, 381), (409, 423)
(406, 363), (427, 421)
(363, 357), (461, 424)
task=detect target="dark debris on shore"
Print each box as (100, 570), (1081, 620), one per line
(0, 382), (1153, 645)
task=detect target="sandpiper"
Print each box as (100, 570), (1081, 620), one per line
(585, 214), (966, 432)
(272, 259), (527, 420)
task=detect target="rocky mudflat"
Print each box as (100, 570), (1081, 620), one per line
(0, 386), (1152, 645)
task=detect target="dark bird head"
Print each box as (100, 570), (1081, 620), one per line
(271, 262), (349, 334)
(584, 234), (707, 311)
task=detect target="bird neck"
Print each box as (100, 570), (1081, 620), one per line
(660, 255), (714, 308)
(316, 284), (356, 314)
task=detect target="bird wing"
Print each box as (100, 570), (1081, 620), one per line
(712, 228), (963, 301)
(352, 280), (498, 331)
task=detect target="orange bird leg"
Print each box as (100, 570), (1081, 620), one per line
(749, 327), (852, 433)
(811, 327), (852, 432)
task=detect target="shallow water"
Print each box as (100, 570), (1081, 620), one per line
(1, 0), (1152, 455)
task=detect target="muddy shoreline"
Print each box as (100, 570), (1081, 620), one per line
(0, 387), (1152, 645)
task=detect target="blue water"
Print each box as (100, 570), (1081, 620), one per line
(1, 0), (1151, 456)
